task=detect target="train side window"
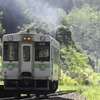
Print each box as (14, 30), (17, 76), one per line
(3, 42), (19, 61)
(52, 47), (59, 64)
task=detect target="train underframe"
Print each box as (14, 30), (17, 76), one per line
(2, 79), (58, 97)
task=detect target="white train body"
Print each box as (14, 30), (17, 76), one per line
(2, 32), (60, 94)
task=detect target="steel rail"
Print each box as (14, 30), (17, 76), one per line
(0, 90), (77, 100)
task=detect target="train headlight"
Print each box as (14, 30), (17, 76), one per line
(40, 66), (45, 71)
(40, 36), (45, 41)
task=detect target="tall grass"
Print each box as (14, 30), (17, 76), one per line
(58, 85), (100, 100)
(82, 85), (100, 100)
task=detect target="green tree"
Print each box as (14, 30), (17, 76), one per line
(66, 4), (100, 71)
(18, 0), (63, 35)
(60, 46), (92, 78)
(0, 9), (4, 73)
(0, 10), (5, 35)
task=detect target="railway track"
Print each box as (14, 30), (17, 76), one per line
(0, 90), (76, 100)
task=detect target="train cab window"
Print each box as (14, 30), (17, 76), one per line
(23, 46), (30, 61)
(3, 42), (19, 61)
(35, 42), (50, 61)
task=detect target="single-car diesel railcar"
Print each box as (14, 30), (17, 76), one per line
(1, 32), (60, 96)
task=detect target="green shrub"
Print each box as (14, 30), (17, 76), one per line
(74, 77), (84, 85)
(87, 73), (100, 85)
(59, 70), (78, 85)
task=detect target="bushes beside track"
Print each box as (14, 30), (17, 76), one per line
(59, 70), (100, 86)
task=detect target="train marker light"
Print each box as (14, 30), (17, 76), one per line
(40, 66), (45, 71)
(8, 66), (13, 70)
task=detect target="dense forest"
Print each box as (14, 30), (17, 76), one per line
(0, 0), (100, 85)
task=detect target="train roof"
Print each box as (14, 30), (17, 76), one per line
(3, 32), (54, 38)
(3, 32), (60, 47)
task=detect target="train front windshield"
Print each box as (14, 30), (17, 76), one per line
(3, 42), (19, 61)
(35, 42), (50, 61)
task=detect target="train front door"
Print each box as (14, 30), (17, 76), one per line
(21, 44), (32, 75)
